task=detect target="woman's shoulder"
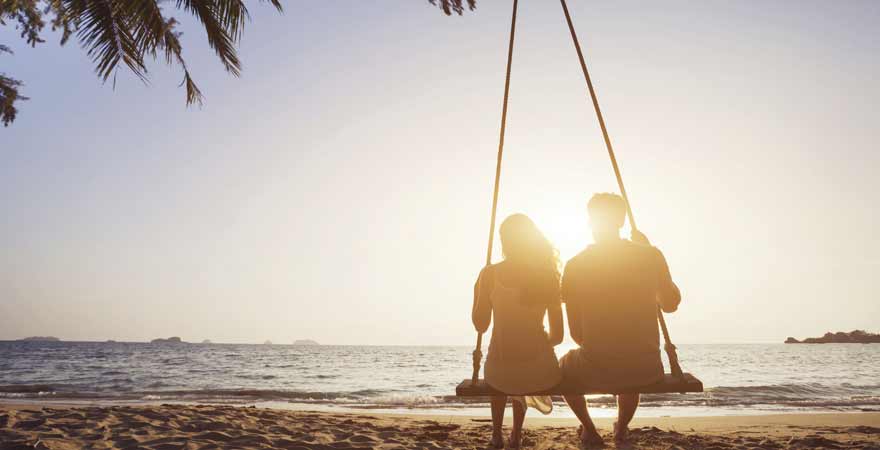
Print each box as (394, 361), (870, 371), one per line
(479, 262), (507, 280)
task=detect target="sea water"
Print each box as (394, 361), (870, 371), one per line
(1, 341), (877, 417)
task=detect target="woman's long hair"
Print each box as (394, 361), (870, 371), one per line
(498, 214), (561, 307)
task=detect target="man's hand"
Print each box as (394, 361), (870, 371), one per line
(631, 229), (651, 246)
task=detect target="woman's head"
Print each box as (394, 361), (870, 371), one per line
(498, 214), (560, 304)
(499, 214), (553, 262)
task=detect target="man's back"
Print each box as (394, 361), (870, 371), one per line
(561, 239), (680, 386)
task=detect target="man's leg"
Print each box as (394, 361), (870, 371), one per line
(489, 395), (506, 448)
(615, 393), (640, 442)
(563, 394), (603, 445)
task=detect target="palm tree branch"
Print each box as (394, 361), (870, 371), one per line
(66, 0), (148, 82)
(429, 0), (476, 15)
(176, 0), (240, 76)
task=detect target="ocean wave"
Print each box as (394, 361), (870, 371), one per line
(1, 383), (877, 411)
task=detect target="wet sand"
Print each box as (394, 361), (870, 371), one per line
(1, 403), (878, 449)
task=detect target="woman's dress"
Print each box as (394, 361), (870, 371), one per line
(481, 272), (561, 412)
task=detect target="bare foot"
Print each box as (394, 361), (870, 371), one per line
(612, 421), (628, 445)
(509, 430), (522, 448)
(578, 424), (605, 448)
(489, 435), (504, 449)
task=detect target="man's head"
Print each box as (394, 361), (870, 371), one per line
(587, 193), (627, 236)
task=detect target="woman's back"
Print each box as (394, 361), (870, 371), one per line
(476, 262), (562, 394)
(488, 264), (552, 361)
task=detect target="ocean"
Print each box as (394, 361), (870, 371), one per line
(1, 341), (878, 418)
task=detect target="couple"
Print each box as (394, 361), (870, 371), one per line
(472, 193), (681, 448)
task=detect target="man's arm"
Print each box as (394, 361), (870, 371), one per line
(654, 248), (681, 313)
(561, 260), (584, 346)
(632, 230), (681, 313)
(547, 302), (565, 346)
(565, 302), (584, 346)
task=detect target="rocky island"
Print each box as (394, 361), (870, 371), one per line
(150, 336), (185, 344)
(18, 336), (60, 342)
(785, 330), (880, 344)
(293, 339), (320, 346)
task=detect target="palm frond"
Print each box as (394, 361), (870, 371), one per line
(66, 0), (148, 83)
(213, 0), (248, 42)
(429, 0), (476, 16)
(111, 0), (201, 105)
(176, 0), (240, 76)
(126, 0), (167, 56)
(160, 16), (203, 105)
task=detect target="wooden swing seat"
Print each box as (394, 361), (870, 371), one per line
(456, 373), (703, 396)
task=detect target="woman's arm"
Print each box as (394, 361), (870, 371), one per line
(547, 302), (564, 346)
(472, 266), (493, 333)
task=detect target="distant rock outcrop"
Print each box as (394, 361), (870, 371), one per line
(785, 330), (880, 344)
(263, 340), (273, 345)
(151, 336), (184, 344)
(293, 339), (319, 346)
(18, 336), (60, 342)
(201, 339), (212, 344)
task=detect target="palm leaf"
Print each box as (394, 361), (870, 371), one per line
(126, 0), (203, 105)
(430, 0), (476, 15)
(175, 0), (239, 76)
(65, 0), (148, 83)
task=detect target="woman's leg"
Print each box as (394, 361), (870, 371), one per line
(490, 395), (507, 448)
(510, 399), (526, 447)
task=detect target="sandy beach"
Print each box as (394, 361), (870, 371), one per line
(1, 403), (878, 449)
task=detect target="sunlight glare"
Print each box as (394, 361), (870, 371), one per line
(526, 203), (630, 262)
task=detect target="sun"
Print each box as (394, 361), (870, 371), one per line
(528, 205), (592, 263)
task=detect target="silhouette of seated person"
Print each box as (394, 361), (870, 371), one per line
(559, 193), (681, 446)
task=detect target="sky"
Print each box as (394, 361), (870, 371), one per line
(1, 1), (878, 345)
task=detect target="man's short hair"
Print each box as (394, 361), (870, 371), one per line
(587, 193), (626, 230)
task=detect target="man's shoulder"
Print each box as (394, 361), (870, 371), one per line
(565, 247), (594, 269)
(625, 242), (668, 272)
(634, 241), (666, 261)
(565, 241), (662, 265)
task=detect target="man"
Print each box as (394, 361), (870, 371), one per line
(560, 193), (681, 446)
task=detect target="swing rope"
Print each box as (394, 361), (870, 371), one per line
(472, 0), (519, 385)
(472, 0), (684, 385)
(558, 0), (683, 379)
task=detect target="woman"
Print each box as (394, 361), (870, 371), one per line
(472, 213), (564, 448)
